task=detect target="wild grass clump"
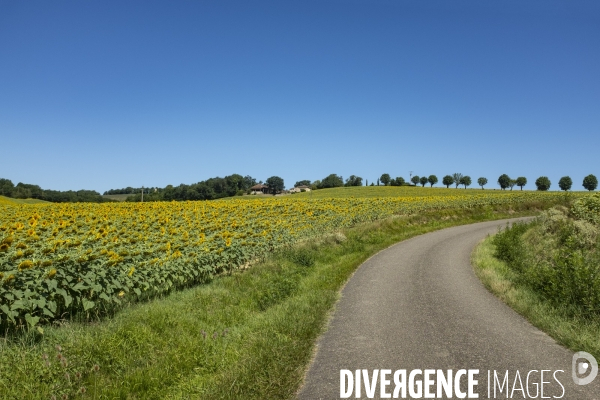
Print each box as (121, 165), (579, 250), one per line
(492, 194), (600, 316)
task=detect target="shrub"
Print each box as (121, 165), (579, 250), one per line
(495, 205), (600, 315)
(492, 222), (529, 272)
(571, 193), (600, 225)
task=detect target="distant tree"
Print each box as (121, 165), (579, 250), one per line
(459, 176), (472, 189)
(266, 176), (284, 195)
(535, 176), (551, 191)
(508, 179), (516, 191)
(390, 177), (404, 186)
(498, 174), (510, 190)
(428, 175), (438, 187)
(294, 180), (311, 187)
(15, 183), (43, 199)
(377, 178), (380, 186)
(411, 176), (420, 186)
(318, 174), (344, 189)
(345, 175), (363, 187)
(558, 176), (572, 191)
(452, 173), (463, 188)
(477, 177), (487, 189)
(311, 180), (321, 190)
(380, 174), (391, 186)
(370, 182), (375, 186)
(0, 178), (15, 197)
(515, 177), (527, 191)
(365, 179), (369, 186)
(243, 175), (257, 189)
(419, 176), (428, 187)
(442, 175), (454, 188)
(583, 174), (598, 191)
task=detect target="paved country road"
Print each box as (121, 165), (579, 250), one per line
(298, 218), (600, 399)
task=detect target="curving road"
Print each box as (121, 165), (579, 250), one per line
(298, 218), (600, 399)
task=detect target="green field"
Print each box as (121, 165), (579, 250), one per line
(101, 194), (132, 201)
(0, 195), (49, 205)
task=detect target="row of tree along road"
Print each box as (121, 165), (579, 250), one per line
(298, 173), (598, 191)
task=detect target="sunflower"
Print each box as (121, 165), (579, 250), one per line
(18, 260), (34, 270)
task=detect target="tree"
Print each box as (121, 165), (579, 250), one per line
(477, 177), (487, 189)
(498, 174), (510, 190)
(377, 178), (380, 186)
(380, 173), (391, 186)
(370, 182), (375, 186)
(459, 176), (472, 189)
(311, 180), (321, 190)
(419, 176), (428, 187)
(442, 175), (454, 188)
(0, 178), (15, 197)
(345, 175), (363, 187)
(515, 177), (527, 191)
(508, 179), (516, 191)
(428, 175), (438, 187)
(558, 176), (572, 191)
(266, 176), (284, 195)
(294, 180), (311, 187)
(535, 176), (551, 191)
(243, 175), (257, 189)
(390, 177), (405, 186)
(452, 173), (463, 188)
(583, 174), (598, 191)
(411, 175), (420, 186)
(366, 179), (369, 186)
(318, 174), (344, 189)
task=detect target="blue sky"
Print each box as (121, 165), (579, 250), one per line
(1, 1), (598, 192)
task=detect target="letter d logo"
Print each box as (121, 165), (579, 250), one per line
(572, 351), (598, 386)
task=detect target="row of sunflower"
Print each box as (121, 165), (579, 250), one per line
(0, 192), (572, 329)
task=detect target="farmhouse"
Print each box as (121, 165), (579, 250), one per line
(250, 184), (269, 194)
(290, 185), (311, 193)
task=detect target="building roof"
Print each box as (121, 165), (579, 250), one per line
(250, 184), (268, 190)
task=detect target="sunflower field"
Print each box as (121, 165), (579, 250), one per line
(0, 191), (572, 330)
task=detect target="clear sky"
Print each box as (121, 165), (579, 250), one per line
(1, 0), (598, 192)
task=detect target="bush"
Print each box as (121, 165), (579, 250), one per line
(494, 205), (600, 315)
(492, 222), (529, 272)
(571, 193), (600, 225)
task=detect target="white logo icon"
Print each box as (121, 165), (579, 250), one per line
(573, 351), (598, 386)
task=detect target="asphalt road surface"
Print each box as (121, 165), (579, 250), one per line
(298, 218), (600, 399)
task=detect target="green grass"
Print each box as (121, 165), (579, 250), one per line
(0, 200), (556, 399)
(472, 235), (600, 360)
(0, 195), (49, 205)
(101, 194), (132, 202)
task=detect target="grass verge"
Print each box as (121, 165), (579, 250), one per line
(472, 234), (600, 360)
(1, 202), (556, 399)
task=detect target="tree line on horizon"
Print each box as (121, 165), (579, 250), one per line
(294, 173), (598, 192)
(1, 171), (597, 204)
(0, 178), (110, 203)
